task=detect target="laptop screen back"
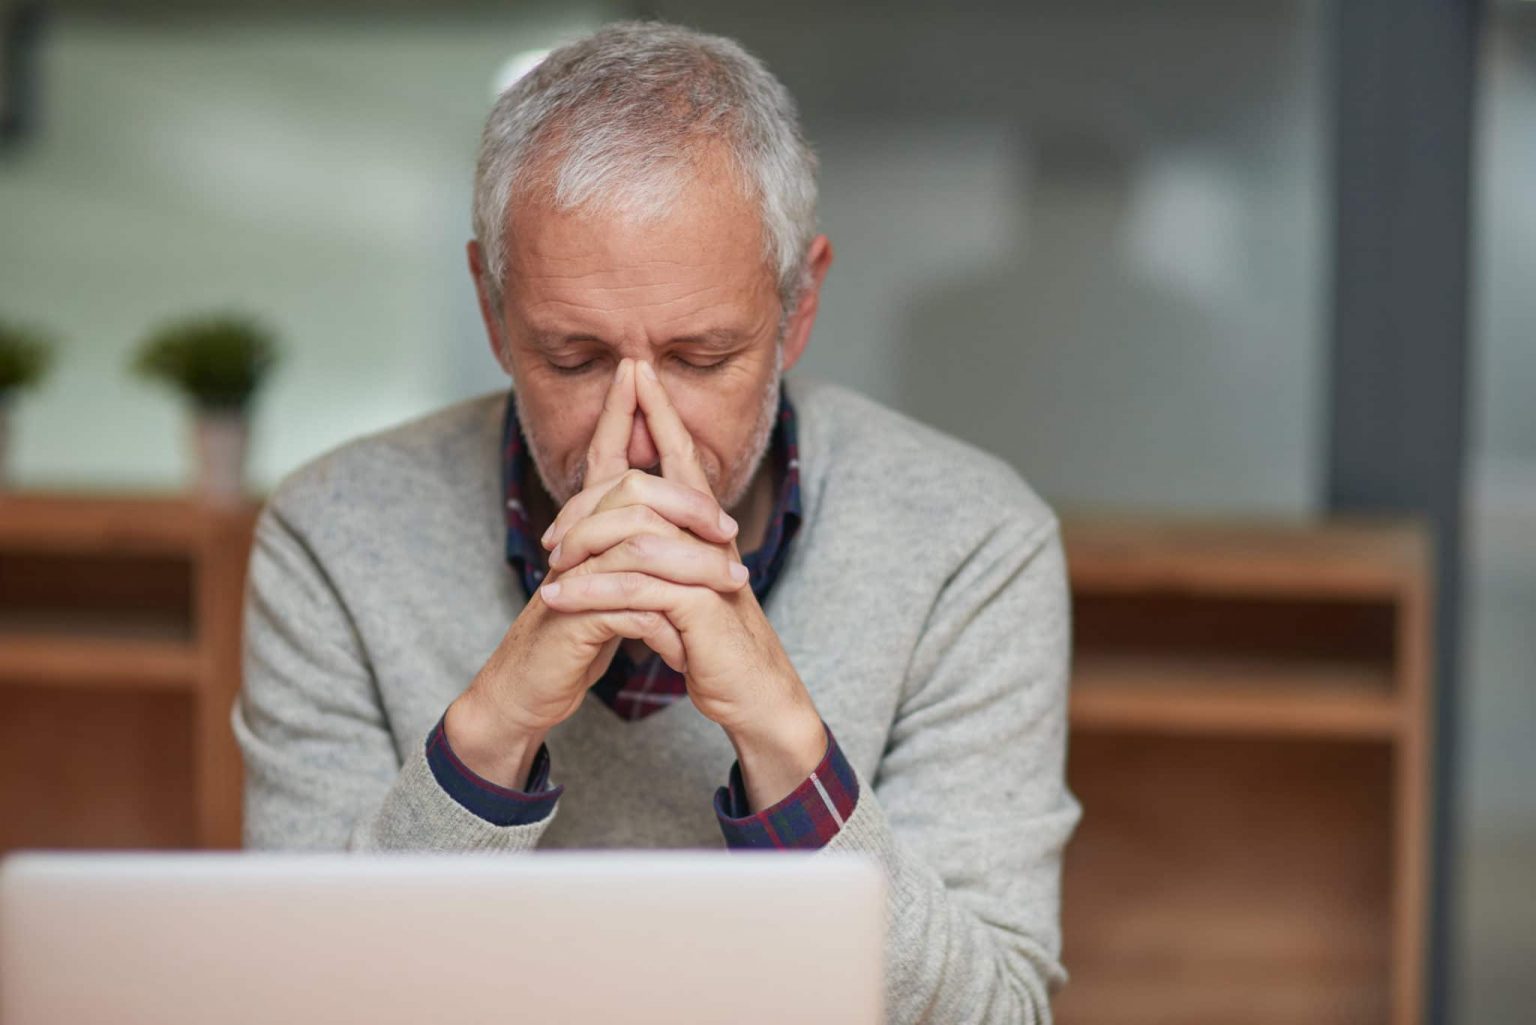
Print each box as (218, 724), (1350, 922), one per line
(1, 851), (884, 1025)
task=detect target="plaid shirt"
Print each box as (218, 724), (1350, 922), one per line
(425, 388), (858, 848)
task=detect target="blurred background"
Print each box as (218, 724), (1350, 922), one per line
(0, 1), (1530, 1023)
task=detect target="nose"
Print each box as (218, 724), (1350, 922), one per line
(626, 412), (659, 471)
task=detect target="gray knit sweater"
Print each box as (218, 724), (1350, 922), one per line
(233, 375), (1080, 1024)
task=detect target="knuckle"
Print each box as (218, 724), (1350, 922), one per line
(693, 492), (721, 523)
(574, 615), (609, 641)
(594, 487), (627, 517)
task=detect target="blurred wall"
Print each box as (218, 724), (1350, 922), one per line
(655, 0), (1329, 515)
(2, 1), (1328, 517)
(0, 8), (609, 491)
(1456, 11), (1536, 1023)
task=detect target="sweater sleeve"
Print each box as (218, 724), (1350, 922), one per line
(232, 504), (557, 852)
(820, 513), (1080, 1025)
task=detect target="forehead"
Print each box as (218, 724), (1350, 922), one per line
(503, 150), (776, 314)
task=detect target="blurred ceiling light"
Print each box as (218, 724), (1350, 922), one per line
(492, 49), (551, 99)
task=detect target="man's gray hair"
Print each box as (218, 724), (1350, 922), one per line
(472, 21), (819, 316)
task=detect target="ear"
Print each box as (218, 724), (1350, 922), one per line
(467, 240), (513, 376)
(779, 234), (834, 373)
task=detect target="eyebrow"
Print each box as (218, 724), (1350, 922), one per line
(530, 328), (747, 353)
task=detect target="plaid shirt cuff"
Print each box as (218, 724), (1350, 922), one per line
(712, 721), (859, 850)
(425, 712), (562, 827)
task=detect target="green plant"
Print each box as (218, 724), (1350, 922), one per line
(0, 322), (55, 396)
(132, 313), (279, 411)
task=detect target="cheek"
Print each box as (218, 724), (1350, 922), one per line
(519, 375), (608, 457)
(667, 374), (763, 460)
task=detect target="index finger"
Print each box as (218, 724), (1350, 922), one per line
(583, 358), (636, 487)
(634, 360), (713, 495)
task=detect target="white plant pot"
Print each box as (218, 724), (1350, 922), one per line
(191, 408), (250, 503)
(0, 399), (11, 491)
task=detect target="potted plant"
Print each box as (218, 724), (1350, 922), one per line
(0, 321), (55, 489)
(132, 313), (278, 503)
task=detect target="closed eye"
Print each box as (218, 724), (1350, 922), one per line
(548, 355), (729, 375)
(672, 355), (729, 372)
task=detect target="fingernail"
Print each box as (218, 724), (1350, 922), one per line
(541, 524), (554, 547)
(549, 543), (562, 566)
(615, 359), (628, 381)
(719, 511), (737, 535)
(639, 360), (657, 381)
(541, 581), (562, 599)
(729, 563), (749, 584)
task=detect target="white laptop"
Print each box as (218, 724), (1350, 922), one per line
(0, 850), (884, 1025)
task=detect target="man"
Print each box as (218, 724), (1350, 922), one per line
(234, 20), (1080, 1024)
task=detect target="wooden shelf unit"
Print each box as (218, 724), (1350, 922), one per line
(0, 495), (1433, 1023)
(1056, 514), (1433, 1025)
(0, 490), (261, 852)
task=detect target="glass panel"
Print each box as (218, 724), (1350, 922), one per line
(0, 8), (611, 490)
(656, 0), (1330, 514)
(2, 2), (1328, 515)
(1458, 8), (1536, 1023)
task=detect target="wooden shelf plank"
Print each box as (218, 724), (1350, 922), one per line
(1070, 654), (1401, 739)
(0, 493), (262, 855)
(0, 633), (200, 691)
(1061, 734), (1396, 1025)
(0, 489), (265, 555)
(1061, 512), (1430, 601)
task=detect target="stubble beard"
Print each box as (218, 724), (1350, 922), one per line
(514, 344), (783, 516)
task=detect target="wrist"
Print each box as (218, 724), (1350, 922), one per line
(443, 689), (550, 790)
(724, 700), (827, 813)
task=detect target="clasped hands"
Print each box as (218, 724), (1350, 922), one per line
(448, 358), (826, 813)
